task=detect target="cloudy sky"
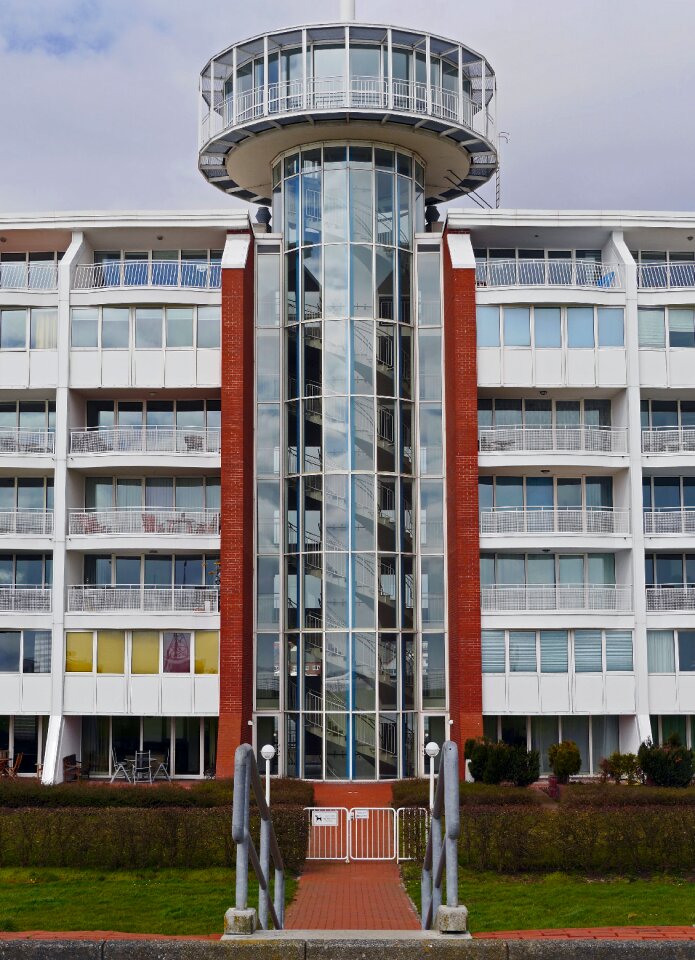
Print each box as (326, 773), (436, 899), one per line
(1, 0), (694, 214)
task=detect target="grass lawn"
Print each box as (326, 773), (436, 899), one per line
(401, 866), (695, 933)
(0, 869), (295, 936)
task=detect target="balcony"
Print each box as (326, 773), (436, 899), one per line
(0, 262), (58, 292)
(475, 260), (623, 290)
(478, 426), (627, 455)
(0, 429), (55, 455)
(646, 587), (695, 612)
(481, 584), (632, 613)
(0, 587), (51, 612)
(643, 510), (695, 535)
(638, 263), (695, 289)
(642, 428), (695, 454)
(69, 428), (221, 456)
(68, 508), (219, 537)
(0, 510), (53, 537)
(480, 508), (630, 537)
(67, 585), (219, 613)
(73, 260), (221, 291)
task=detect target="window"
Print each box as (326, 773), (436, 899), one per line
(678, 631), (695, 671)
(96, 631), (125, 674)
(71, 308), (98, 348)
(503, 307), (530, 346)
(669, 308), (695, 348)
(131, 631), (159, 674)
(198, 307), (220, 350)
(194, 631), (219, 674)
(534, 307), (561, 347)
(567, 307), (594, 347)
(166, 308), (193, 348)
(0, 309), (26, 349)
(0, 631), (20, 671)
(135, 308), (163, 348)
(597, 307), (624, 346)
(102, 308), (129, 349)
(22, 630), (51, 673)
(638, 308), (665, 348)
(574, 630), (602, 671)
(509, 630), (536, 671)
(65, 632), (93, 672)
(605, 630), (633, 671)
(540, 630), (568, 673)
(476, 306), (499, 347)
(481, 629), (505, 673)
(30, 309), (57, 349)
(163, 631), (191, 672)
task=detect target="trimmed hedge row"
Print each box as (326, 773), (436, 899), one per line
(392, 779), (544, 808)
(561, 784), (695, 808)
(457, 805), (695, 873)
(0, 778), (313, 810)
(0, 805), (308, 874)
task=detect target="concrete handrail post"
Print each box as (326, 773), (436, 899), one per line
(224, 743), (286, 937)
(421, 741), (469, 936)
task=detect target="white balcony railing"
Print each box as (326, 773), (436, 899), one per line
(479, 426), (627, 455)
(643, 510), (695, 535)
(201, 76), (494, 145)
(0, 587), (52, 612)
(642, 428), (695, 454)
(0, 510), (53, 536)
(68, 509), (219, 537)
(0, 429), (55, 455)
(73, 260), (221, 290)
(67, 585), (219, 613)
(475, 259), (623, 290)
(0, 262), (58, 291)
(70, 427), (220, 456)
(480, 508), (630, 536)
(638, 263), (695, 289)
(481, 584), (632, 612)
(646, 587), (695, 611)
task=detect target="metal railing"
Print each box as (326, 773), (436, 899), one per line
(0, 429), (55, 455)
(229, 743), (285, 933)
(646, 586), (695, 611)
(0, 262), (58, 291)
(475, 259), (623, 289)
(481, 584), (632, 612)
(202, 76), (494, 145)
(397, 807), (430, 863)
(0, 510), (53, 536)
(643, 509), (695, 535)
(73, 260), (221, 290)
(479, 426), (627, 455)
(422, 741), (462, 931)
(638, 263), (695, 289)
(480, 507), (629, 536)
(68, 508), (219, 537)
(70, 427), (221, 455)
(642, 428), (695, 454)
(67, 585), (219, 613)
(0, 587), (52, 612)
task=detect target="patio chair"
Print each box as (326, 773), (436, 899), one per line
(110, 749), (131, 784)
(151, 751), (171, 782)
(5, 753), (23, 779)
(0, 758), (8, 777)
(133, 750), (152, 784)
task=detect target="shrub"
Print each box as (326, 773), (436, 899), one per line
(638, 738), (695, 788)
(601, 752), (642, 785)
(463, 739), (540, 787)
(548, 741), (581, 784)
(391, 780), (544, 808)
(561, 784), (695, 807)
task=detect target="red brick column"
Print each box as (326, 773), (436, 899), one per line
(442, 229), (483, 759)
(217, 230), (255, 778)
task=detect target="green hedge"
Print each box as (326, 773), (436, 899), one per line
(392, 779), (544, 808)
(561, 784), (695, 808)
(457, 805), (695, 874)
(0, 805), (308, 874)
(0, 778), (313, 810)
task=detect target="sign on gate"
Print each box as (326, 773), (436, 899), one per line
(312, 809), (339, 827)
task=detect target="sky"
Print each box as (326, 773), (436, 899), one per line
(1, 0), (695, 215)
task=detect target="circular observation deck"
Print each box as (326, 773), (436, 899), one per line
(198, 23), (497, 205)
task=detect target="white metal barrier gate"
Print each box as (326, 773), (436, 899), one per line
(304, 806), (429, 862)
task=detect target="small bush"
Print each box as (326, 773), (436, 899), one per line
(638, 738), (695, 788)
(465, 739), (540, 787)
(548, 741), (581, 784)
(599, 752), (642, 785)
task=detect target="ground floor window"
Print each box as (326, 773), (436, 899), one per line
(80, 716), (217, 778)
(649, 714), (694, 748)
(0, 715), (46, 775)
(483, 714), (623, 775)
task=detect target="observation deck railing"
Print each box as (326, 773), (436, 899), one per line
(67, 585), (219, 613)
(475, 259), (623, 290)
(68, 509), (220, 537)
(646, 587), (695, 612)
(0, 587), (52, 612)
(0, 429), (55, 455)
(642, 428), (695, 454)
(201, 76), (494, 146)
(481, 584), (632, 613)
(480, 507), (629, 536)
(70, 427), (221, 456)
(478, 426), (627, 455)
(0, 262), (58, 291)
(0, 510), (53, 537)
(643, 509), (695, 535)
(73, 260), (221, 290)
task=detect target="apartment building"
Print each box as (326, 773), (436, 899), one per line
(0, 9), (693, 782)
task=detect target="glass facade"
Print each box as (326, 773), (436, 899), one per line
(255, 142), (444, 779)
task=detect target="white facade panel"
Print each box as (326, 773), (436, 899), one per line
(197, 349), (221, 386)
(96, 677), (127, 714)
(668, 350), (693, 387)
(508, 675), (540, 714)
(0, 352), (29, 388)
(566, 350), (595, 386)
(133, 351), (164, 386)
(604, 675), (636, 714)
(70, 351), (100, 387)
(130, 676), (161, 715)
(476, 348), (501, 385)
(540, 675), (570, 712)
(194, 676), (219, 713)
(165, 351), (196, 387)
(596, 349), (626, 386)
(161, 676), (193, 714)
(63, 676), (96, 714)
(21, 675), (52, 713)
(0, 675), (21, 713)
(102, 351), (130, 387)
(638, 350), (666, 387)
(481, 675), (506, 712)
(573, 674), (604, 713)
(502, 348), (532, 386)
(29, 351), (58, 387)
(534, 349), (563, 386)
(647, 675), (678, 714)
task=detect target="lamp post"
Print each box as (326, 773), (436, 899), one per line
(260, 744), (276, 807)
(425, 741), (440, 811)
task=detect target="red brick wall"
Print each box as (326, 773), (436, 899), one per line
(217, 230), (255, 778)
(442, 229), (483, 758)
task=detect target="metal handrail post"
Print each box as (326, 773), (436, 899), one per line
(259, 817), (270, 928)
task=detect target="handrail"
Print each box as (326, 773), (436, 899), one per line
(228, 743), (285, 934)
(480, 507), (630, 536)
(475, 258), (623, 289)
(421, 740), (463, 931)
(73, 260), (221, 290)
